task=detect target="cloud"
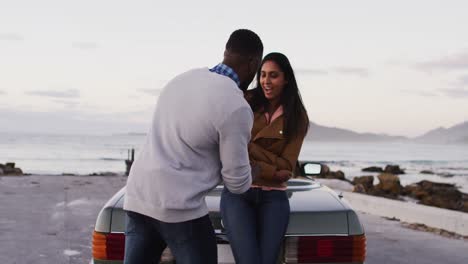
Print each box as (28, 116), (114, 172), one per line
(458, 75), (468, 86)
(415, 52), (468, 72)
(138, 88), (161, 96)
(400, 89), (438, 97)
(296, 67), (370, 77)
(0, 33), (24, 41)
(72, 41), (98, 50)
(441, 88), (468, 98)
(26, 89), (80, 99)
(53, 99), (80, 108)
(332, 67), (370, 77)
(295, 68), (328, 76)
(0, 108), (149, 135)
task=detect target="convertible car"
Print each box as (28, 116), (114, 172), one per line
(91, 162), (366, 264)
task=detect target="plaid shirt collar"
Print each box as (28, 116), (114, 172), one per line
(209, 63), (241, 88)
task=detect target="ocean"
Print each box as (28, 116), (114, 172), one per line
(1, 133), (468, 192)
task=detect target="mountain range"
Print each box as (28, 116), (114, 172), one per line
(305, 121), (468, 144)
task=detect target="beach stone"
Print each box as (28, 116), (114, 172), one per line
(368, 173), (402, 199)
(353, 183), (367, 194)
(384, 165), (405, 174)
(319, 170), (346, 181)
(320, 164), (330, 175)
(12, 168), (23, 176)
(352, 176), (374, 191)
(420, 170), (434, 174)
(404, 180), (466, 212)
(362, 166), (383, 173)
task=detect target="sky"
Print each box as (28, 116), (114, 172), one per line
(1, 0), (468, 137)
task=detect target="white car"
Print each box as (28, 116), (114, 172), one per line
(90, 162), (366, 264)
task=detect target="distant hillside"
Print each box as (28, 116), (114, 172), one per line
(415, 121), (468, 144)
(305, 122), (408, 142)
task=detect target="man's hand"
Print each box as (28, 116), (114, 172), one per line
(250, 162), (261, 181)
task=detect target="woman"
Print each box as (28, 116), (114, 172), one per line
(220, 52), (309, 264)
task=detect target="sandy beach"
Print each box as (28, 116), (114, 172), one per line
(1, 174), (467, 264)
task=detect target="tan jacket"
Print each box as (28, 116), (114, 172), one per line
(249, 110), (306, 188)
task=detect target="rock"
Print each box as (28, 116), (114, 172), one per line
(320, 164), (330, 175)
(352, 176), (374, 191)
(12, 168), (23, 175)
(322, 170), (346, 181)
(420, 170), (434, 174)
(368, 173), (403, 199)
(404, 180), (466, 211)
(0, 163), (23, 176)
(362, 166), (383, 173)
(353, 184), (366, 194)
(317, 165), (344, 180)
(377, 173), (402, 193)
(384, 165), (405, 174)
(437, 172), (455, 178)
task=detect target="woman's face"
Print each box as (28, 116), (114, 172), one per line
(260, 60), (287, 103)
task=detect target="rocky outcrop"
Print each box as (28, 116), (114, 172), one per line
(384, 165), (405, 174)
(352, 176), (374, 192)
(362, 166), (383, 173)
(367, 173), (403, 199)
(0, 163), (24, 176)
(403, 180), (468, 212)
(317, 164), (346, 181)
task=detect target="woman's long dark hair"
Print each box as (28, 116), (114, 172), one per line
(247, 52), (309, 141)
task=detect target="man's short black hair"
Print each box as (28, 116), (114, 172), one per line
(225, 29), (263, 57)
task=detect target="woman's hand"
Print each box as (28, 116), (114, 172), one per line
(274, 170), (291, 182)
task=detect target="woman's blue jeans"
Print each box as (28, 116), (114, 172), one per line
(220, 187), (290, 264)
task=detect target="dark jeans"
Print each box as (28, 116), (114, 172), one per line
(220, 188), (290, 264)
(124, 211), (217, 264)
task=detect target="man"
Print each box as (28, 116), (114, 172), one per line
(123, 29), (263, 264)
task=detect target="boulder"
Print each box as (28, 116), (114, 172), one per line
(321, 170), (346, 181)
(0, 163), (24, 176)
(353, 184), (367, 194)
(12, 168), (23, 175)
(320, 164), (330, 175)
(352, 176), (374, 192)
(404, 180), (466, 211)
(420, 170), (434, 174)
(362, 166), (383, 173)
(384, 165), (405, 174)
(368, 173), (403, 199)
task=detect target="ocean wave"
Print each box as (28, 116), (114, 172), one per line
(99, 158), (124, 161)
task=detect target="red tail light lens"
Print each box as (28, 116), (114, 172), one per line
(92, 231), (175, 262)
(92, 231), (125, 261)
(285, 235), (366, 263)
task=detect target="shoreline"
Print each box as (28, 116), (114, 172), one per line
(317, 178), (468, 237)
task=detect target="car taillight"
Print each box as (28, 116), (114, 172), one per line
(92, 231), (125, 260)
(92, 231), (175, 262)
(284, 235), (366, 263)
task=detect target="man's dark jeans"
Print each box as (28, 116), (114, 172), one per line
(124, 211), (217, 264)
(220, 187), (290, 264)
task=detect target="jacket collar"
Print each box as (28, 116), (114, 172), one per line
(252, 112), (285, 141)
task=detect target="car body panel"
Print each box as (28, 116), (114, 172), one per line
(95, 179), (364, 236)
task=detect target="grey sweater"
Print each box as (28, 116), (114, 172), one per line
(124, 68), (253, 223)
